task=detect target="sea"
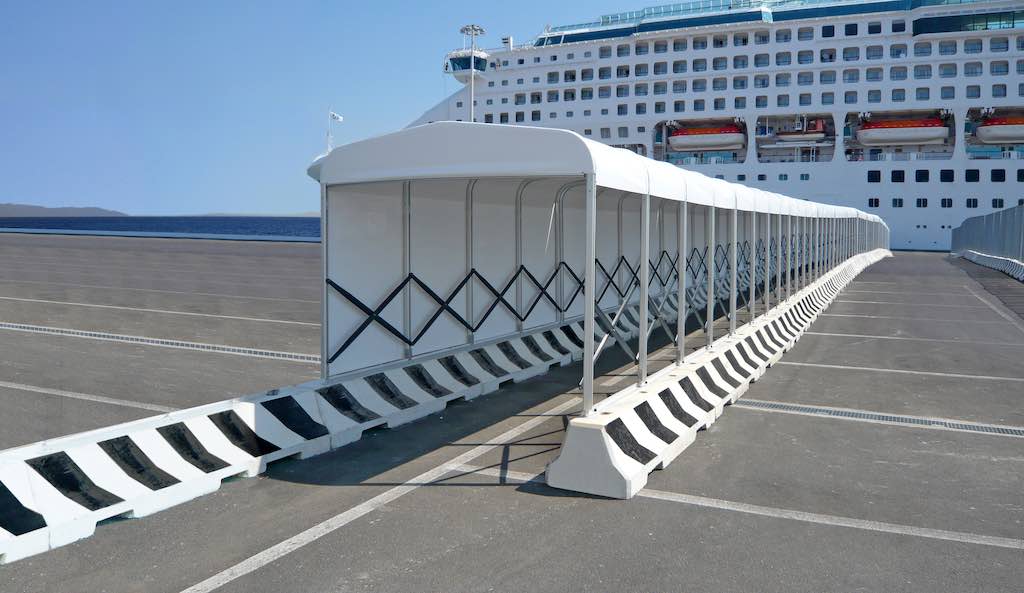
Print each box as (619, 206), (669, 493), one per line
(0, 216), (321, 242)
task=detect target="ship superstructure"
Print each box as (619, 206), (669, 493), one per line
(414, 0), (1024, 250)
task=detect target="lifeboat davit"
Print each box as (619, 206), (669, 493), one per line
(975, 117), (1024, 144)
(668, 124), (745, 150)
(856, 118), (948, 146)
(777, 118), (827, 142)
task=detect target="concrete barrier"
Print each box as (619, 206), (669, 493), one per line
(960, 250), (1024, 282)
(546, 249), (889, 499)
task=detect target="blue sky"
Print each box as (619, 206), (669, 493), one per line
(1, 1), (629, 215)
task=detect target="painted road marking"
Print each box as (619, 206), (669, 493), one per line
(457, 465), (1024, 551)
(777, 361), (1024, 382)
(0, 278), (319, 304)
(0, 380), (178, 413)
(179, 397), (582, 593)
(819, 313), (1007, 324)
(804, 331), (1024, 347)
(834, 300), (989, 309)
(963, 284), (1024, 336)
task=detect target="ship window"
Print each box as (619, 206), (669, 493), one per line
(673, 60), (687, 74)
(843, 47), (859, 62)
(584, 110), (591, 116)
(515, 112), (525, 122)
(890, 45), (907, 59)
(941, 86), (955, 99)
(551, 55), (558, 62)
(1019, 60), (1024, 75)
(694, 59), (708, 72)
(674, 100), (685, 113)
(938, 41), (956, 56)
(776, 52), (791, 66)
(991, 37), (1008, 52)
(892, 88), (907, 102)
(673, 80), (686, 93)
(756, 96), (767, 108)
(755, 54), (769, 67)
(755, 31), (770, 45)
(821, 92), (834, 105)
(581, 88), (593, 100)
(798, 72), (813, 86)
(734, 76), (748, 89)
(713, 57), (727, 70)
(866, 46), (883, 60)
(599, 46), (612, 58)
(892, 170), (905, 183)
(735, 97), (746, 109)
(734, 33), (748, 46)
(966, 169), (979, 182)
(636, 103), (647, 114)
(868, 170), (881, 183)
(517, 78), (524, 84)
(714, 98), (725, 111)
(617, 104), (627, 115)
(738, 174), (747, 181)
(547, 72), (558, 84)
(654, 62), (667, 75)
(844, 91), (857, 104)
(939, 64), (956, 78)
(991, 61), (1010, 76)
(868, 198), (879, 208)
(914, 43), (931, 57)
(635, 83), (648, 96)
(798, 27), (813, 41)
(564, 89), (576, 101)
(673, 39), (687, 51)
(734, 55), (748, 69)
(964, 39), (982, 54)
(868, 22), (881, 34)
(913, 65), (931, 79)
(713, 78), (727, 91)
(992, 84), (1007, 98)
(637, 126), (645, 133)
(484, 114), (493, 123)
(517, 58), (525, 65)
(776, 29), (791, 43)
(635, 64), (649, 77)
(820, 71), (836, 84)
(583, 129), (592, 136)
(754, 74), (769, 88)
(779, 174), (788, 181)
(531, 111), (540, 121)
(964, 62), (982, 77)
(868, 90), (881, 103)
(617, 65), (630, 78)
(600, 128), (611, 139)
(866, 68), (882, 81)
(549, 112), (557, 119)
(693, 79), (707, 92)
(694, 37), (708, 50)
(966, 85), (980, 98)
(800, 173), (810, 181)
(892, 20), (905, 33)
(1020, 199), (1024, 206)
(654, 82), (667, 95)
(992, 198), (1004, 208)
(487, 82), (495, 88)
(820, 49), (835, 63)
(892, 198), (904, 208)
(581, 69), (593, 81)
(941, 198), (952, 208)
(798, 50), (813, 65)
(713, 35), (727, 48)
(756, 174), (765, 181)
(653, 41), (667, 54)
(966, 198), (978, 208)
(845, 23), (858, 36)
(500, 113), (510, 123)
(799, 93), (811, 106)
(1019, 169), (1024, 182)
(694, 99), (705, 111)
(992, 170), (1006, 182)
(940, 169), (954, 182)
(616, 44), (630, 57)
(534, 57), (541, 64)
(778, 94), (790, 107)
(843, 70), (858, 83)
(916, 88), (929, 101)
(564, 70), (576, 82)
(635, 42), (649, 55)
(776, 73), (791, 87)
(916, 170), (929, 183)
(655, 101), (665, 113)
(531, 92), (542, 104)
(821, 25), (835, 38)
(598, 87), (610, 99)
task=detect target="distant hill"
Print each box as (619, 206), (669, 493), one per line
(197, 211), (320, 217)
(0, 203), (127, 217)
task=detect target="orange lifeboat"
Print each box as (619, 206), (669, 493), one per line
(975, 117), (1024, 144)
(668, 124), (745, 150)
(856, 118), (948, 146)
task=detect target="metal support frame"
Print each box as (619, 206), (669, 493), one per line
(638, 191), (650, 386)
(706, 205), (715, 350)
(748, 209), (756, 322)
(729, 197), (738, 335)
(582, 173), (597, 416)
(676, 200), (687, 365)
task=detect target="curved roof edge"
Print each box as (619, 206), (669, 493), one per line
(308, 122), (885, 227)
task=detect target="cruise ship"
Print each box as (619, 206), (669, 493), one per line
(411, 0), (1024, 250)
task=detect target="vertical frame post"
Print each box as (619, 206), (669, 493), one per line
(729, 196), (737, 334)
(748, 208), (756, 322)
(706, 205), (715, 349)
(786, 214), (793, 301)
(775, 211), (782, 303)
(402, 181), (412, 359)
(764, 213), (771, 312)
(320, 183), (329, 381)
(582, 174), (598, 416)
(638, 191), (650, 385)
(676, 199), (687, 365)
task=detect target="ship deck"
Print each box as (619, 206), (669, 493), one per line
(1, 236), (1022, 593)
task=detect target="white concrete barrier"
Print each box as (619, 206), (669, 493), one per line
(960, 250), (1024, 282)
(546, 249), (890, 499)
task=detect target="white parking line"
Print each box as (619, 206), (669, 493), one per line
(179, 396), (582, 593)
(804, 331), (1024, 347)
(834, 300), (988, 309)
(777, 361), (1024, 382)
(457, 464), (1024, 551)
(962, 284), (1024, 336)
(0, 295), (318, 326)
(819, 313), (1008, 324)
(0, 321), (320, 364)
(0, 379), (177, 413)
(0, 278), (319, 304)
(843, 289), (973, 297)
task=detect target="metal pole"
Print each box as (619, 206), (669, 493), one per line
(639, 191), (650, 385)
(582, 174), (597, 416)
(320, 183), (329, 381)
(786, 214), (793, 301)
(729, 198), (737, 334)
(676, 199), (687, 365)
(775, 211), (782, 302)
(763, 213), (770, 312)
(706, 205), (715, 350)
(748, 208), (756, 322)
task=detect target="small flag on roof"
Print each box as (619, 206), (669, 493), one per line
(329, 112), (344, 122)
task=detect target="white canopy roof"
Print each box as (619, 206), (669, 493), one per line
(308, 122), (885, 225)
